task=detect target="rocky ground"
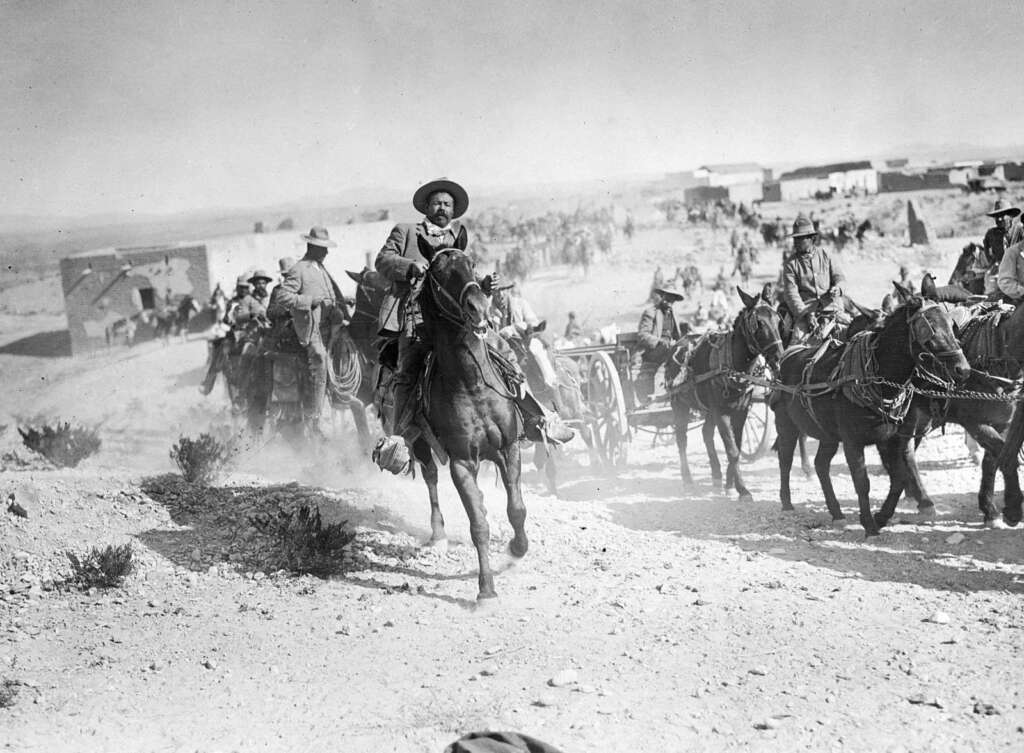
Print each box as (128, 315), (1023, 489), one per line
(2, 204), (1024, 752)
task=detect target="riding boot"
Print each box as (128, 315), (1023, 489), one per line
(515, 382), (574, 444)
(391, 376), (421, 442)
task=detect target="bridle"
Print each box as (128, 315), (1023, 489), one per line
(423, 248), (482, 330)
(908, 303), (966, 387)
(735, 303), (783, 363)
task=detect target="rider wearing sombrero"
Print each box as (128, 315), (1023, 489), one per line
(375, 178), (572, 444)
(636, 281), (687, 404)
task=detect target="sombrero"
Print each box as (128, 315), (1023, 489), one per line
(301, 225), (336, 248)
(986, 198), (1021, 218)
(247, 268), (273, 284)
(790, 216), (818, 238)
(413, 178), (469, 219)
(234, 274), (252, 287)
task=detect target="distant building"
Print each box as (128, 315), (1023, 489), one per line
(58, 221), (391, 354)
(775, 161), (878, 201)
(691, 163), (766, 205)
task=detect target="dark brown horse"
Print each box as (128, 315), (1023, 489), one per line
(773, 290), (970, 535)
(671, 284), (785, 502)
(906, 277), (1024, 526)
(413, 247), (528, 603)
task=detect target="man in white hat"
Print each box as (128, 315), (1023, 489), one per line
(269, 226), (348, 435)
(636, 282), (687, 403)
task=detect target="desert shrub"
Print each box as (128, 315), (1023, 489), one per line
(0, 679), (19, 708)
(18, 421), (101, 468)
(64, 544), (135, 590)
(268, 505), (355, 578)
(169, 433), (231, 484)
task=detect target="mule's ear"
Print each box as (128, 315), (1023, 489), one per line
(455, 225), (468, 251)
(345, 270), (363, 284)
(737, 287), (756, 309)
(893, 280), (913, 302)
(760, 282), (773, 302)
(534, 319), (547, 333)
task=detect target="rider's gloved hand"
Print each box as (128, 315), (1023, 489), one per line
(828, 285), (843, 298)
(407, 262), (428, 281)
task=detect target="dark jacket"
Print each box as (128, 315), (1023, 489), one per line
(375, 220), (467, 335)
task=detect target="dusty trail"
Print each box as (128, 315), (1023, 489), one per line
(2, 223), (1024, 752)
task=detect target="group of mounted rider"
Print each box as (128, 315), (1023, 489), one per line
(634, 195), (1024, 538)
(199, 179), (576, 467)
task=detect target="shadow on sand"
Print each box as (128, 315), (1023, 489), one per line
(0, 329), (71, 357)
(134, 474), (480, 609)
(606, 485), (1024, 595)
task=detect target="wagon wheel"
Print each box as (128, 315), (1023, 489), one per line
(587, 351), (629, 467)
(741, 360), (775, 461)
(741, 399), (775, 461)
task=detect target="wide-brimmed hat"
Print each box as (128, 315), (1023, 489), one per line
(413, 178), (469, 219)
(653, 283), (685, 301)
(234, 274), (252, 287)
(986, 198), (1021, 218)
(790, 216), (818, 238)
(278, 257), (296, 274)
(247, 268), (273, 284)
(301, 226), (336, 248)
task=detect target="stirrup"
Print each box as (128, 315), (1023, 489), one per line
(372, 436), (412, 475)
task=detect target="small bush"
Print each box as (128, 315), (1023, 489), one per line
(18, 421), (101, 468)
(270, 505), (355, 578)
(0, 679), (19, 708)
(64, 544), (135, 590)
(170, 433), (231, 484)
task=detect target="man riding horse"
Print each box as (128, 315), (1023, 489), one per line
(781, 215), (853, 342)
(375, 178), (572, 446)
(267, 227), (349, 437)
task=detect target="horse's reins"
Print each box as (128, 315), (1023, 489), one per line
(909, 304), (966, 388)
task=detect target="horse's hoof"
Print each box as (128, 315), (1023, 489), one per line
(507, 539), (528, 559)
(1002, 512), (1022, 528)
(985, 517), (1009, 530)
(914, 506), (937, 523)
(475, 595), (500, 614)
(425, 538), (449, 551)
(738, 493), (753, 505)
(863, 528), (881, 539)
(781, 503), (795, 513)
(830, 518), (847, 530)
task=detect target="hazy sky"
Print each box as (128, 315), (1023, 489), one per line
(4, 0), (1023, 217)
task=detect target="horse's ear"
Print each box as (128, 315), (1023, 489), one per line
(760, 282), (773, 302)
(893, 280), (913, 302)
(455, 225), (468, 251)
(737, 287), (756, 309)
(345, 270), (363, 284)
(534, 319), (547, 333)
